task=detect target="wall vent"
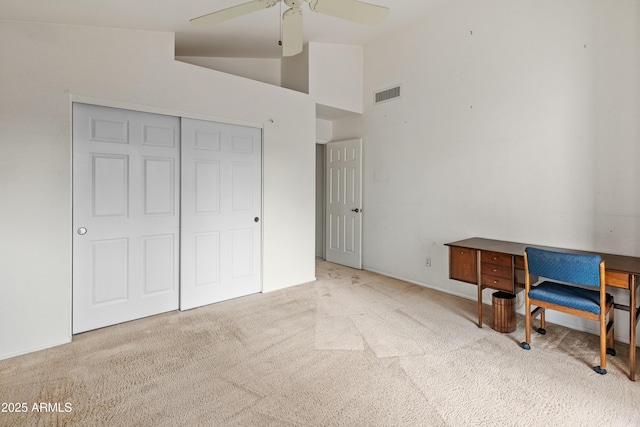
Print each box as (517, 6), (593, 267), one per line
(374, 85), (401, 104)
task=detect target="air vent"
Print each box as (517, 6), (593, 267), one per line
(374, 85), (401, 104)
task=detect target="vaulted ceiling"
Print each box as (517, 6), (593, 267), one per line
(1, 0), (447, 58)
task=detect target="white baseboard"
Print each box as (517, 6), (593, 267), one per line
(0, 337), (72, 361)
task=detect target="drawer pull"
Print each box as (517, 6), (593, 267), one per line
(460, 251), (465, 255)
(493, 268), (498, 272)
(493, 257), (498, 261)
(493, 280), (498, 284)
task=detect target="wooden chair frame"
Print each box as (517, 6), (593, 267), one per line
(522, 251), (615, 375)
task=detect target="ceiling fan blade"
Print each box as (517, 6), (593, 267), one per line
(190, 0), (280, 27)
(309, 0), (389, 26)
(282, 7), (303, 57)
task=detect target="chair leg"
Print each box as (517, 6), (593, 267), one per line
(538, 308), (546, 334)
(521, 297), (532, 350)
(530, 306), (546, 335)
(594, 308), (609, 375)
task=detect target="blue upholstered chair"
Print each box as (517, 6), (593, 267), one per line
(520, 247), (615, 375)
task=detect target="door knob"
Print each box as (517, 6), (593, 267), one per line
(77, 227), (87, 235)
(351, 208), (361, 213)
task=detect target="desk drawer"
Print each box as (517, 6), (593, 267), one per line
(449, 246), (477, 284)
(605, 271), (630, 289)
(481, 273), (514, 293)
(481, 251), (512, 266)
(481, 262), (512, 279)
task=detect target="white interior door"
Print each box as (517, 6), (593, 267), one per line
(325, 139), (362, 269)
(180, 118), (262, 310)
(72, 103), (180, 333)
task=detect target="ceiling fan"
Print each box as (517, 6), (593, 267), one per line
(190, 0), (389, 57)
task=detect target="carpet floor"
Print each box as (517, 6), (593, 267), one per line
(1, 261), (639, 426)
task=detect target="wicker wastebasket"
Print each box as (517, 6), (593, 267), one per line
(492, 291), (516, 333)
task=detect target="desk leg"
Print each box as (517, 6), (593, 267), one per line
(630, 275), (637, 381)
(478, 283), (483, 328)
(477, 251), (483, 328)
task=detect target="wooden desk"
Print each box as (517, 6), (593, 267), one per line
(446, 237), (640, 381)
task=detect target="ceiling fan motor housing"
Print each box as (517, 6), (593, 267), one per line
(284, 0), (304, 8)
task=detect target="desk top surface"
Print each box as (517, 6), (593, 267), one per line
(446, 237), (640, 275)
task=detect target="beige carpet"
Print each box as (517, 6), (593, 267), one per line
(1, 261), (639, 426)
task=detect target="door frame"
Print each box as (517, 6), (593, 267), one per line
(316, 143), (326, 259)
(70, 95), (265, 333)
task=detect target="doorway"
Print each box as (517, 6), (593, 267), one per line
(324, 139), (363, 269)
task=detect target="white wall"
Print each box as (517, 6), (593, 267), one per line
(333, 0), (640, 342)
(281, 46), (309, 94)
(0, 21), (317, 360)
(308, 42), (363, 114)
(176, 56), (282, 86)
(315, 119), (333, 143)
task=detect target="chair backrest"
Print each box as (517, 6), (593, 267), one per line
(525, 247), (602, 288)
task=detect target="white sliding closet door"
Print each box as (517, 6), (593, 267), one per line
(73, 103), (180, 333)
(180, 118), (262, 310)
